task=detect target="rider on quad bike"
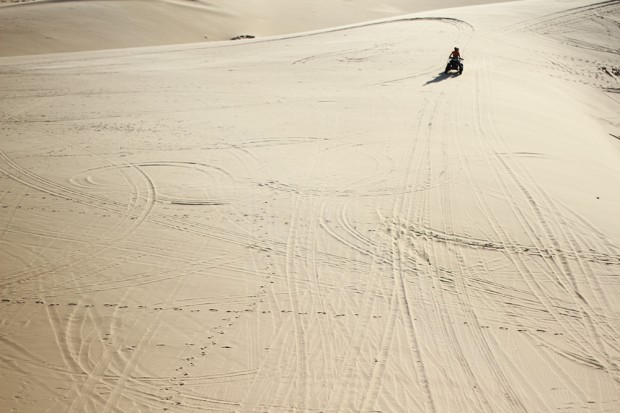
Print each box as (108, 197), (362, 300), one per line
(445, 47), (463, 75)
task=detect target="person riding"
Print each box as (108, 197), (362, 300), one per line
(445, 47), (464, 74)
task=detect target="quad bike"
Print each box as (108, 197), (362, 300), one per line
(445, 57), (463, 75)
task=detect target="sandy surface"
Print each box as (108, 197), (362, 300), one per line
(1, 0), (620, 412)
(2, 0), (520, 56)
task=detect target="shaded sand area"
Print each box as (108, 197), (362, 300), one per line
(2, 0), (521, 56)
(1, 0), (620, 412)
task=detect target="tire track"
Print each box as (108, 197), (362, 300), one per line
(418, 93), (499, 412)
(475, 61), (620, 385)
(361, 92), (442, 413)
(0, 149), (156, 291)
(461, 45), (620, 406)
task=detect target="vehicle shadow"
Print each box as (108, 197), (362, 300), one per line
(424, 72), (458, 85)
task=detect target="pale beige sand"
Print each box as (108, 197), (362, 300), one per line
(1, 0), (620, 412)
(2, 0), (520, 56)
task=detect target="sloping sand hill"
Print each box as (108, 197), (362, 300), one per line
(2, 0), (520, 56)
(1, 0), (619, 412)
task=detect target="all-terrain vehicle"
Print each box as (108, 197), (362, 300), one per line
(445, 57), (463, 75)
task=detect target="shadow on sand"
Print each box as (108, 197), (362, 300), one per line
(424, 72), (459, 85)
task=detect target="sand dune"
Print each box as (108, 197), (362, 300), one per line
(1, 0), (620, 412)
(3, 0), (519, 56)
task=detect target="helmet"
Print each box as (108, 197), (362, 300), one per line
(455, 47), (459, 50)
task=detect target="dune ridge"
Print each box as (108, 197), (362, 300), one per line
(3, 0), (521, 56)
